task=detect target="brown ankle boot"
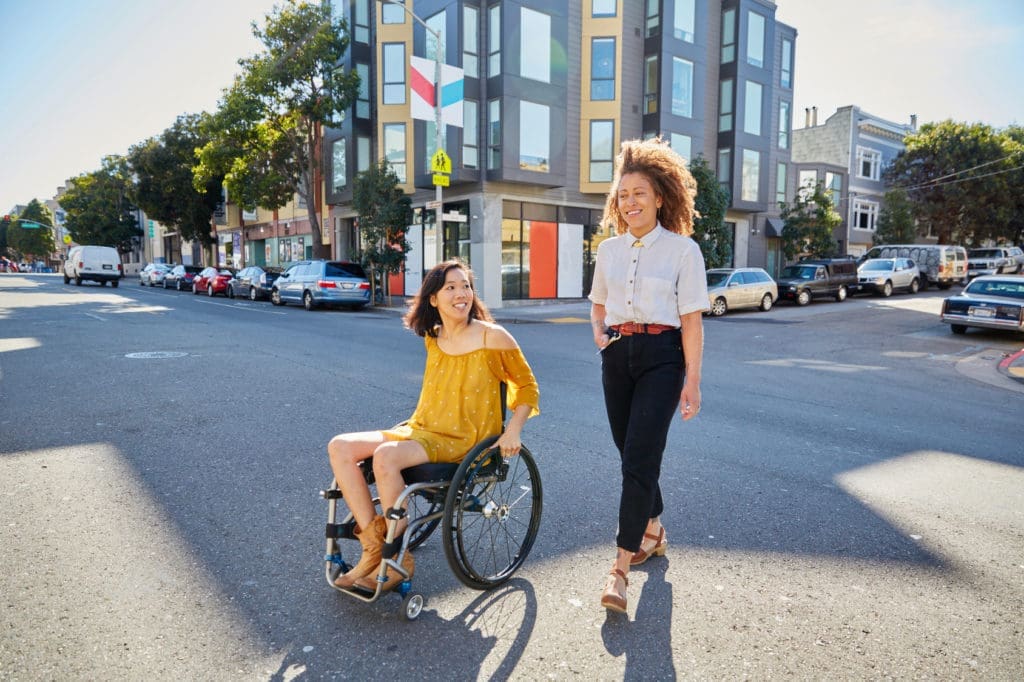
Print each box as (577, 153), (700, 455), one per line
(334, 516), (385, 588)
(354, 551), (415, 592)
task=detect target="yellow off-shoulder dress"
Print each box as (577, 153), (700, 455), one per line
(381, 335), (540, 463)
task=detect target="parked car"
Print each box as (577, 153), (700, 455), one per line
(1006, 246), (1024, 274)
(164, 264), (204, 291)
(860, 244), (967, 289)
(63, 245), (123, 287)
(776, 257), (858, 305)
(967, 247), (1016, 278)
(228, 265), (283, 301)
(856, 258), (920, 296)
(940, 275), (1024, 335)
(270, 260), (371, 310)
(705, 267), (778, 317)
(192, 267), (236, 297)
(145, 263), (173, 286)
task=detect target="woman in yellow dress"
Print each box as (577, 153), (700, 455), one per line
(327, 259), (540, 591)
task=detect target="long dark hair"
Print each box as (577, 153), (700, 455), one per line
(403, 259), (493, 337)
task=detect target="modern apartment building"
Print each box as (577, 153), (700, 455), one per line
(792, 105), (917, 256)
(250, 0), (798, 305)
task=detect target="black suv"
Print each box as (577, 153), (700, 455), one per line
(776, 258), (858, 305)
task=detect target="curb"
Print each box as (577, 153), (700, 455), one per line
(997, 348), (1024, 384)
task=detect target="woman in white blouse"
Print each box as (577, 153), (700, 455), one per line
(589, 138), (709, 614)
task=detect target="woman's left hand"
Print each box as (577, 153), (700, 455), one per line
(492, 430), (523, 457)
(680, 382), (701, 421)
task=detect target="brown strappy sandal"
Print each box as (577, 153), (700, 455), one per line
(600, 568), (628, 613)
(630, 526), (667, 566)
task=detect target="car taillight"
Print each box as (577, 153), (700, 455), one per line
(117, 264), (123, 273)
(317, 280), (337, 288)
(359, 282), (370, 290)
(77, 261), (84, 269)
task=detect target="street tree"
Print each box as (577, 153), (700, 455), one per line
(129, 113), (223, 250)
(60, 156), (142, 253)
(7, 199), (57, 261)
(689, 156), (732, 269)
(351, 160), (412, 305)
(779, 182), (842, 260)
(999, 125), (1024, 246)
(873, 188), (917, 245)
(885, 120), (1020, 244)
(195, 0), (360, 258)
(0, 213), (11, 258)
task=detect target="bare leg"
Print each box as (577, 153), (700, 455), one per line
(327, 431), (386, 529)
(371, 440), (430, 535)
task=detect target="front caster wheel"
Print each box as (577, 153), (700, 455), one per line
(402, 593), (425, 621)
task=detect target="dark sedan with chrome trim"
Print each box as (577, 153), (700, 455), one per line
(940, 275), (1024, 335)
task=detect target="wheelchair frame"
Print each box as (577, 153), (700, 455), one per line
(322, 435), (542, 620)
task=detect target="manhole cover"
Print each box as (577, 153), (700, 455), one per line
(124, 351), (188, 359)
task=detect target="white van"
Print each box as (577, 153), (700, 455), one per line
(860, 244), (967, 289)
(63, 245), (123, 287)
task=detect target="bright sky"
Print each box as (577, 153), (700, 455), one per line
(2, 0), (1022, 214)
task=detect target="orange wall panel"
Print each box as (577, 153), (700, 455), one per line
(528, 221), (557, 298)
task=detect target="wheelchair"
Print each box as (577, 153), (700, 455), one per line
(322, 432), (542, 620)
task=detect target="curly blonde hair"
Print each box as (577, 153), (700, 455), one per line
(602, 137), (698, 236)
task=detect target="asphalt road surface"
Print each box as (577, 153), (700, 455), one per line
(1, 273), (1022, 680)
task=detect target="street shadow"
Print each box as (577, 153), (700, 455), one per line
(600, 560), (675, 680)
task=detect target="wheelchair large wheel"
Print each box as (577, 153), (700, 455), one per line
(406, 490), (443, 551)
(442, 441), (542, 590)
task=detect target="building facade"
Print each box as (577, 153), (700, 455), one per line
(792, 105), (917, 256)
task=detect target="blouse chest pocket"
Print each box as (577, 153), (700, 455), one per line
(638, 276), (676, 309)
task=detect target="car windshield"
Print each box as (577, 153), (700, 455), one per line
(861, 260), (894, 272)
(780, 265), (815, 280)
(964, 279), (1024, 300)
(706, 271), (731, 287)
(326, 262), (367, 278)
(969, 249), (1002, 258)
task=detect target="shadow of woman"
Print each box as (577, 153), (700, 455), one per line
(600, 561), (676, 680)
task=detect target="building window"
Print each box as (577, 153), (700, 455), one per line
(519, 101), (549, 172)
(721, 8), (736, 63)
(463, 6), (479, 78)
(671, 57), (693, 118)
(853, 199), (879, 230)
(857, 147), (882, 180)
(383, 123), (406, 183)
(644, 55), (658, 114)
(381, 0), (404, 24)
(718, 79), (733, 132)
(521, 7), (551, 83)
(488, 5), (501, 76)
(356, 62), (370, 119)
(670, 133), (692, 162)
(590, 120), (614, 182)
(673, 0), (695, 42)
(781, 38), (793, 88)
(332, 139), (346, 192)
(645, 0), (660, 37)
(426, 10), (445, 63)
(718, 148), (731, 186)
(798, 169), (817, 199)
(747, 12), (765, 67)
(743, 81), (762, 135)
(488, 99), (501, 170)
(591, 38), (616, 100)
(356, 135), (370, 173)
(592, 0), (616, 17)
(778, 101), (790, 149)
(354, 0), (369, 43)
(776, 162), (787, 204)
(741, 149), (760, 202)
(382, 43), (405, 104)
(826, 172), (842, 207)
(463, 99), (479, 169)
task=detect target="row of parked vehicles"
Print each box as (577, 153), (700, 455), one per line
(138, 260), (372, 310)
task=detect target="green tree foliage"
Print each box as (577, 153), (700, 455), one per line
(7, 200), (57, 259)
(885, 120), (1023, 244)
(352, 160), (412, 304)
(195, 0), (360, 258)
(128, 113), (223, 248)
(60, 156), (142, 253)
(1000, 125), (1024, 246)
(688, 156), (732, 269)
(874, 188), (918, 245)
(779, 182), (842, 260)
(0, 214), (11, 257)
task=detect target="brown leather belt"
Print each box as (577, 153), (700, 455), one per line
(609, 322), (679, 336)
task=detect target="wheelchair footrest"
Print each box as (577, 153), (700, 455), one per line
(326, 520), (357, 540)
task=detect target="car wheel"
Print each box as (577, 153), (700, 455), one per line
(75, 276), (82, 286)
(249, 287), (258, 301)
(881, 281), (893, 297)
(111, 280), (119, 288)
(63, 274), (70, 284)
(835, 285), (848, 302)
(207, 285), (215, 297)
(950, 324), (967, 335)
(227, 285), (234, 299)
(193, 283), (201, 294)
(796, 289), (812, 306)
(271, 289), (283, 306)
(163, 279), (170, 289)
(909, 278), (920, 294)
(711, 297), (728, 317)
(759, 293), (773, 312)
(919, 276), (930, 291)
(303, 291), (316, 311)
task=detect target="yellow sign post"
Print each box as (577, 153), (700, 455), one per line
(431, 173), (450, 187)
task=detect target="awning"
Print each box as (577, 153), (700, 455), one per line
(765, 217), (785, 238)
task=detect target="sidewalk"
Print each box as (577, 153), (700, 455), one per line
(998, 347), (1024, 383)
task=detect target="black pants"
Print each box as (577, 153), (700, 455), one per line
(601, 332), (684, 552)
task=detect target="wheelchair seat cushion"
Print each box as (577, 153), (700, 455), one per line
(401, 462), (460, 484)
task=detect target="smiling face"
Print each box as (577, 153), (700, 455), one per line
(616, 172), (662, 237)
(429, 266), (474, 321)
